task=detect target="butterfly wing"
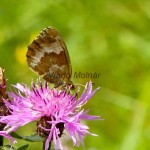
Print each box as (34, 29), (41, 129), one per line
(26, 27), (72, 86)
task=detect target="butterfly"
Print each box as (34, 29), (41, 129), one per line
(26, 27), (73, 88)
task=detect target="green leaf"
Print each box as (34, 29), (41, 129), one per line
(10, 132), (44, 142)
(0, 145), (16, 150)
(22, 134), (44, 142)
(17, 144), (28, 150)
(10, 132), (23, 139)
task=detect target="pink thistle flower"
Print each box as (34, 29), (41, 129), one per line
(0, 80), (100, 150)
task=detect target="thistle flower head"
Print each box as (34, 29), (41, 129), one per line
(0, 80), (100, 150)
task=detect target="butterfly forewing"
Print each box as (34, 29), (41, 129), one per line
(26, 27), (72, 87)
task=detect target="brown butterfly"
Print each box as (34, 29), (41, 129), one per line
(26, 27), (72, 88)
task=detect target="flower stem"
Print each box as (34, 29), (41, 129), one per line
(0, 136), (3, 146)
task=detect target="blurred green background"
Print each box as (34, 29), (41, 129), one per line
(0, 0), (150, 150)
